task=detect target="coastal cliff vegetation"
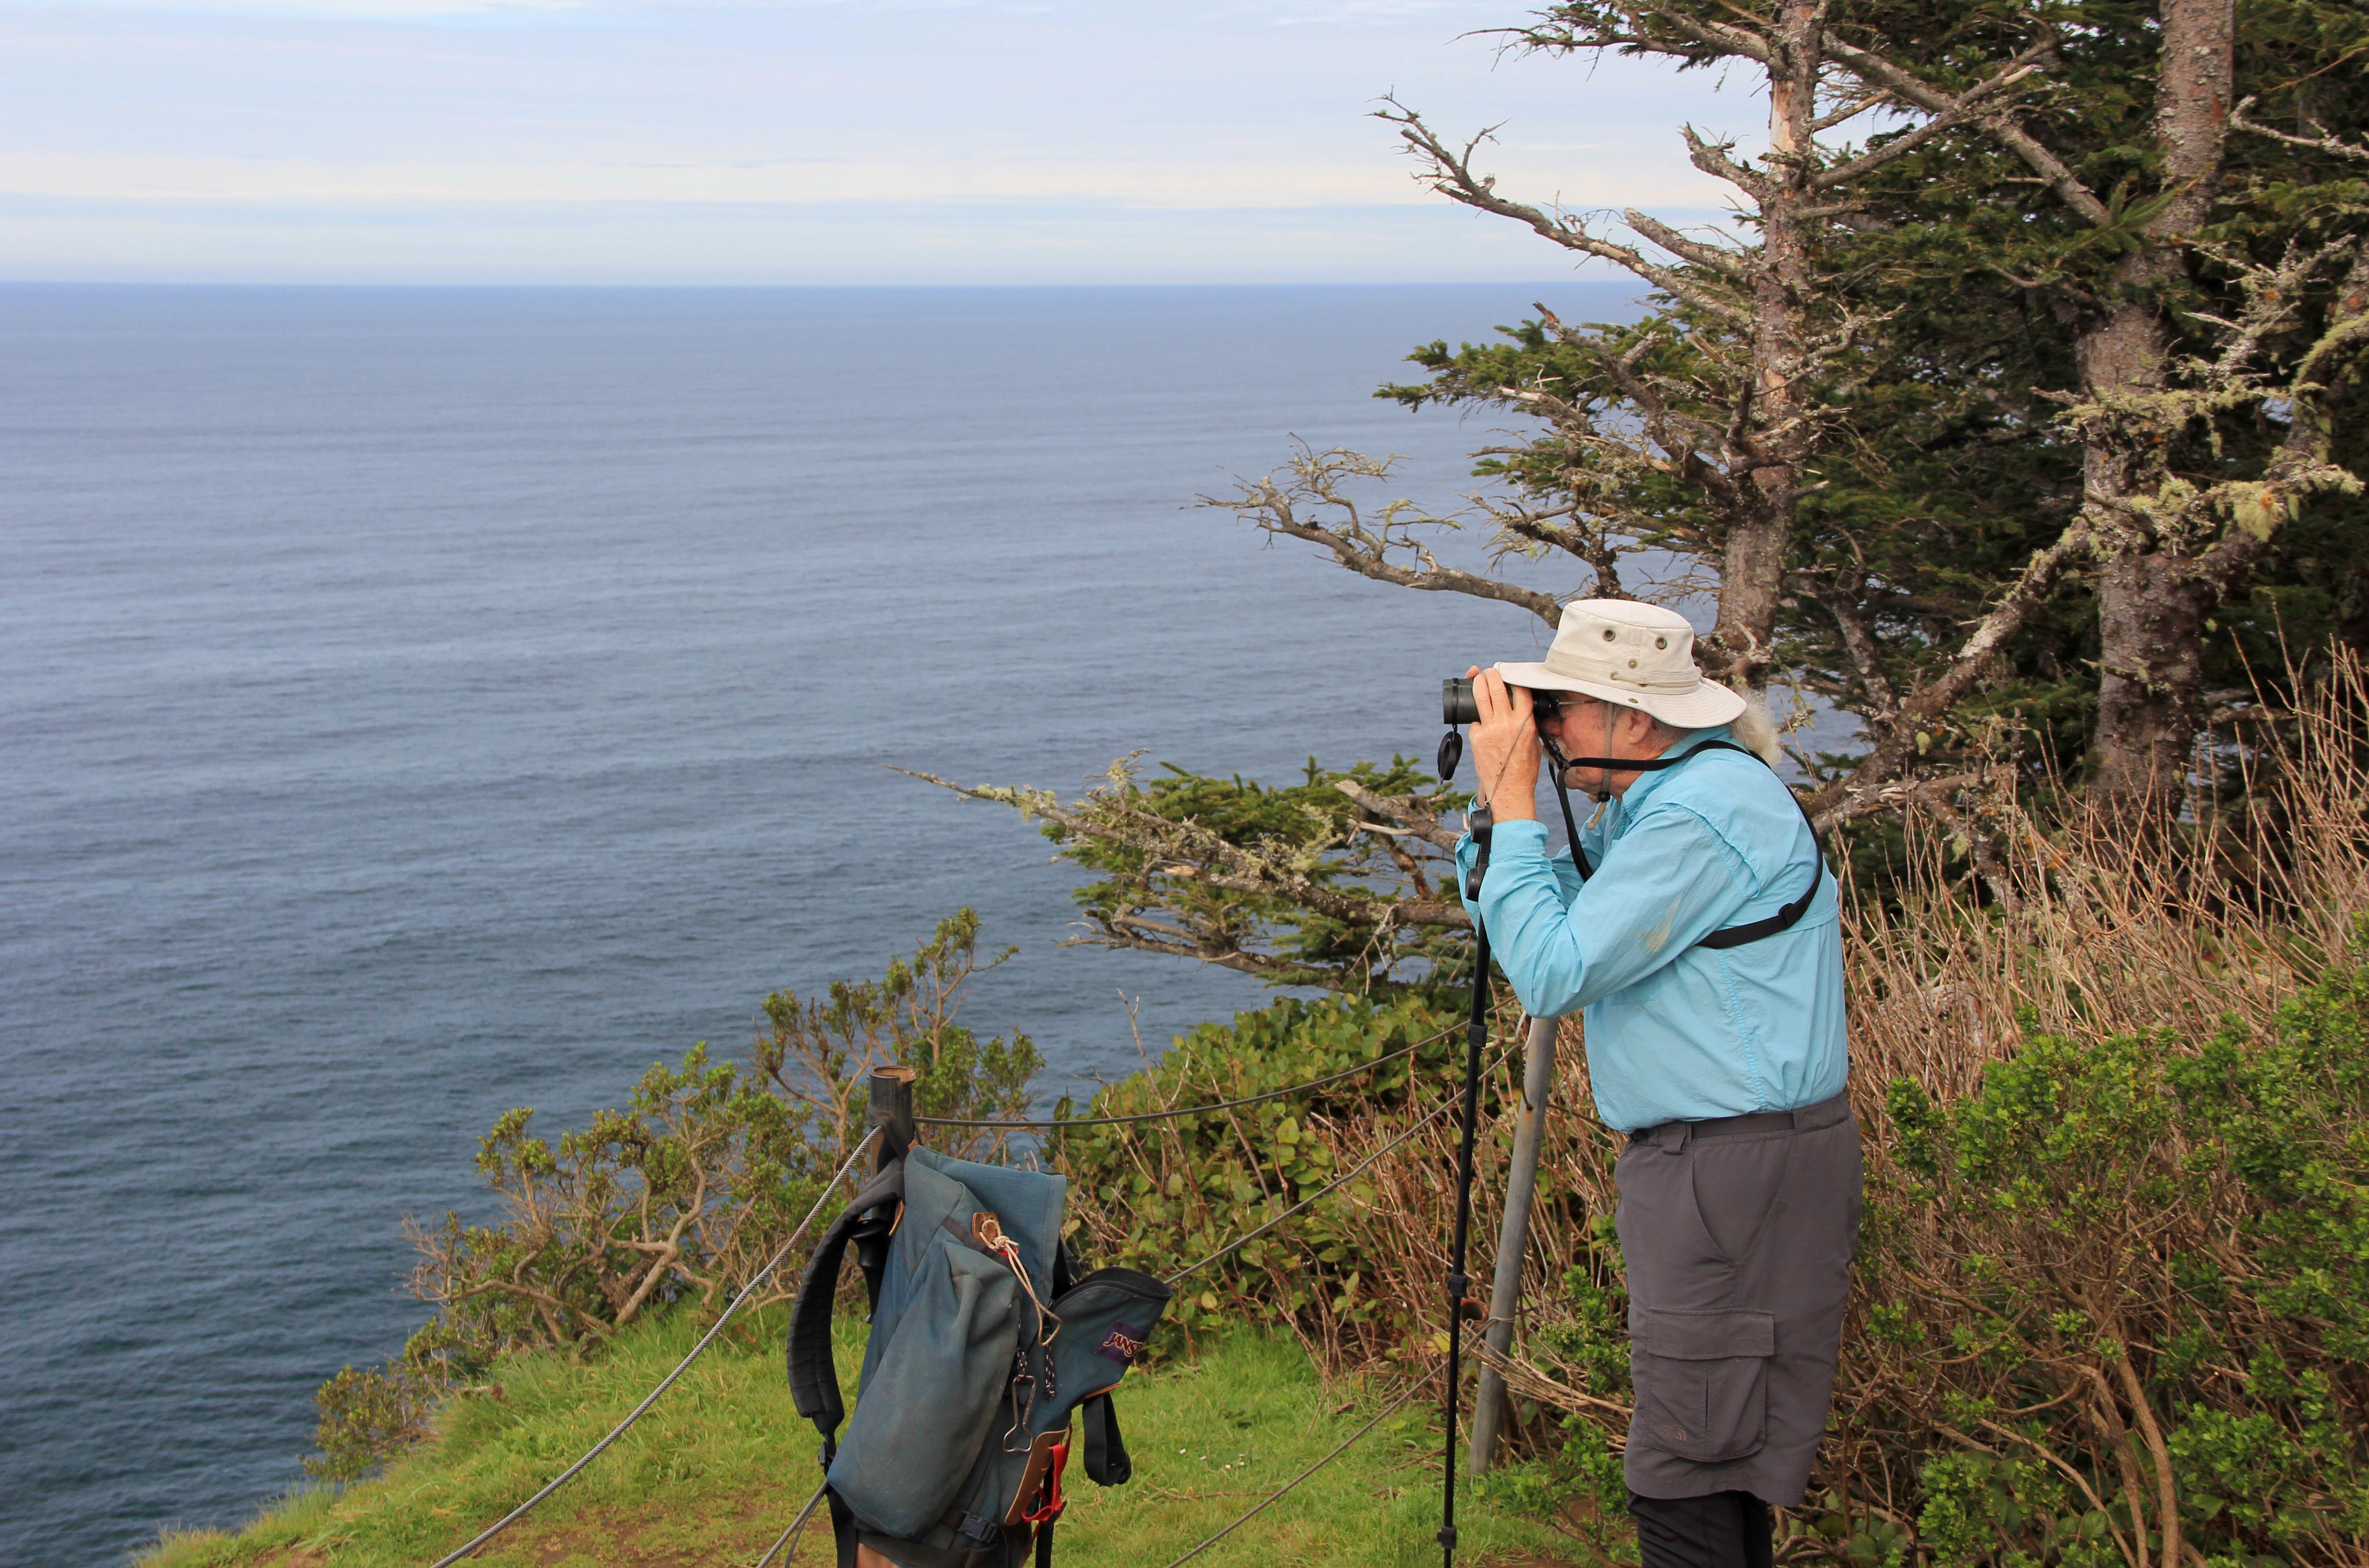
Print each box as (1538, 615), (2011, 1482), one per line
(1037, 656), (2369, 1568)
(208, 654), (2369, 1568)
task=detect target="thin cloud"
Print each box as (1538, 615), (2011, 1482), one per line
(0, 0), (1746, 281)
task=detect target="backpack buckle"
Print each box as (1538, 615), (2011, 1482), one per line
(1018, 1438), (1068, 1526)
(1004, 1428), (1071, 1527)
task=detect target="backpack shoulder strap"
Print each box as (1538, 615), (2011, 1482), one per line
(1080, 1392), (1132, 1485)
(786, 1159), (906, 1446)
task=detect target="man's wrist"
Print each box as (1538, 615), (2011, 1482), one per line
(1492, 796), (1540, 823)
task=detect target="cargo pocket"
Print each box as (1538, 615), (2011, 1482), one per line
(1629, 1307), (1774, 1464)
(831, 1239), (1021, 1537)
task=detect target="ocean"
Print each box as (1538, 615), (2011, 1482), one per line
(0, 281), (1643, 1566)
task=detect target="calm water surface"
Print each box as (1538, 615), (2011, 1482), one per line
(0, 282), (1659, 1565)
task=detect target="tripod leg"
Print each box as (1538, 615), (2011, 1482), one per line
(1468, 1013), (1561, 1475)
(1438, 919), (1492, 1564)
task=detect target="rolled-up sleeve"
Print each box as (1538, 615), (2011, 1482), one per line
(1454, 809), (1759, 1018)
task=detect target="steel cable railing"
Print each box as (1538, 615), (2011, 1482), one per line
(423, 1130), (880, 1568)
(1160, 1038), (1518, 1287)
(752, 1479), (831, 1568)
(1155, 1359), (1447, 1568)
(913, 1023), (1457, 1130)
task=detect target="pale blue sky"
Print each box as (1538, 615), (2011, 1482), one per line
(1, 0), (1754, 283)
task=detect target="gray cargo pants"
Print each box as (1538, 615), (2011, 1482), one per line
(1615, 1091), (1861, 1506)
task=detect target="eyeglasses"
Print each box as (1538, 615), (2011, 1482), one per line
(1528, 690), (1585, 723)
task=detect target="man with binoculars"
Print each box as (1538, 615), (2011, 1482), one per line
(1454, 598), (1858, 1568)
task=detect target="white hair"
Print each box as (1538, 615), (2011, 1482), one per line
(1725, 691), (1784, 767)
(1655, 691), (1781, 767)
(1567, 688), (1784, 769)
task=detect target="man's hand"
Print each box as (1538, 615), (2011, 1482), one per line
(1466, 666), (1540, 823)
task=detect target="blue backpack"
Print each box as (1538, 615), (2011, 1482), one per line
(788, 1143), (1172, 1568)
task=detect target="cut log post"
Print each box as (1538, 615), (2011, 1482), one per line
(869, 1064), (919, 1167)
(1467, 1013), (1561, 1477)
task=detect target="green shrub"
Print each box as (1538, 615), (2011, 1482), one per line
(1834, 947), (2369, 1566)
(311, 910), (1040, 1478)
(305, 1360), (434, 1483)
(1047, 988), (1465, 1353)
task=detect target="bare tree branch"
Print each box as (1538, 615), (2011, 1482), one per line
(1379, 98), (1755, 329)
(1811, 51), (2050, 191)
(1334, 779), (1461, 851)
(2229, 95), (2369, 164)
(1623, 206), (1753, 279)
(1811, 527), (2094, 821)
(1820, 584), (1901, 714)
(1819, 34), (2115, 226)
(1199, 444), (1565, 628)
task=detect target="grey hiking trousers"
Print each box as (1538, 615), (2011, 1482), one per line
(1615, 1091), (1861, 1507)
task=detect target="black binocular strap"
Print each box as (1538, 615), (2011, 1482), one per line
(1551, 771), (1592, 880)
(786, 1159), (907, 1445)
(1546, 740), (1823, 950)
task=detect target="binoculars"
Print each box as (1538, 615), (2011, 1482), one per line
(1441, 675), (1581, 784)
(1439, 678), (1476, 781)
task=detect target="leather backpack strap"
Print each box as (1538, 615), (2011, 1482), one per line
(1080, 1393), (1132, 1485)
(786, 1159), (906, 1444)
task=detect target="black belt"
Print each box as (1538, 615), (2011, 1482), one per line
(1630, 1092), (1848, 1146)
(1631, 1107), (1796, 1144)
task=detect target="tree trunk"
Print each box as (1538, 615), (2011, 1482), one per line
(1711, 0), (1820, 697)
(2080, 0), (2235, 808)
(2088, 549), (2220, 799)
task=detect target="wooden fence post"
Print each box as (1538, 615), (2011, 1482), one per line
(868, 1064), (918, 1168)
(1467, 1013), (1561, 1476)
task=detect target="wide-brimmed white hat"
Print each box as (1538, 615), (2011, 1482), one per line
(1495, 599), (1746, 730)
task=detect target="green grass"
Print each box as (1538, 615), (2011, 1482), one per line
(138, 1313), (1583, 1568)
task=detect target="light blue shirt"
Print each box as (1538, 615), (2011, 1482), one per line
(1453, 727), (1847, 1133)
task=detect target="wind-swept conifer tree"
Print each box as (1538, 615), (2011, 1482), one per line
(943, 0), (2369, 987)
